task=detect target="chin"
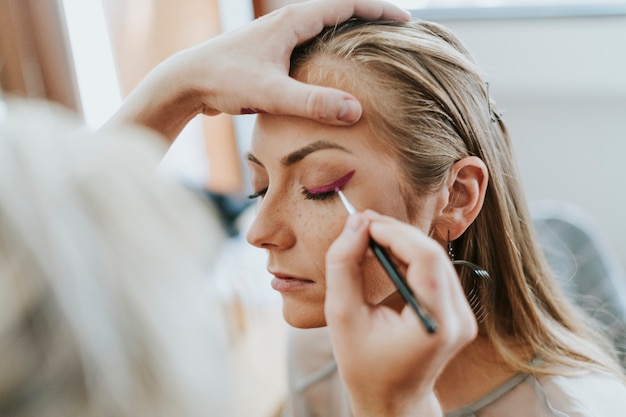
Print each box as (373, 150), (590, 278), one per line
(282, 302), (327, 329)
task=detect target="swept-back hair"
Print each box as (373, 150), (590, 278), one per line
(292, 20), (623, 378)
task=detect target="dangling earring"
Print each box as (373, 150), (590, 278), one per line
(448, 231), (492, 323)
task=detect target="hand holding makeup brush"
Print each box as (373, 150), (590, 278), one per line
(325, 210), (477, 417)
(105, 0), (410, 142)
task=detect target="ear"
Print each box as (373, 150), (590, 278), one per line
(434, 156), (488, 241)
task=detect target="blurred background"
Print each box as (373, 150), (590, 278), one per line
(2, 0), (623, 267)
(1, 1), (625, 416)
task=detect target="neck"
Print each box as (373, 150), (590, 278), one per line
(435, 335), (518, 412)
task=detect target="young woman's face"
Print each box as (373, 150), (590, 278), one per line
(246, 115), (435, 328)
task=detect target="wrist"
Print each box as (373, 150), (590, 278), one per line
(141, 51), (207, 139)
(107, 49), (207, 142)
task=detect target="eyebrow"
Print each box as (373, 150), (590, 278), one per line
(283, 141), (352, 166)
(245, 140), (352, 168)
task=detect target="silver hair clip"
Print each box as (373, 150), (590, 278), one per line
(486, 82), (502, 123)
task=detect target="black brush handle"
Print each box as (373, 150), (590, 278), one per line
(370, 240), (437, 334)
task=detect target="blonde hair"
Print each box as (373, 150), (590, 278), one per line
(0, 99), (232, 416)
(292, 20), (624, 378)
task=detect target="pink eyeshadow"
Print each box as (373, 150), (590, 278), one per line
(306, 170), (355, 195)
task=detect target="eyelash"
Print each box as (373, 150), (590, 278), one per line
(247, 188), (267, 200)
(302, 188), (336, 201)
(247, 188), (336, 201)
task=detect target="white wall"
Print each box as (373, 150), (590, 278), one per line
(424, 12), (626, 270)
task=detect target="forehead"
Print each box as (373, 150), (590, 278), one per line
(253, 113), (328, 140)
(251, 113), (374, 157)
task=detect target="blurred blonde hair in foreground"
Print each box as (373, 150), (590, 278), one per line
(0, 99), (232, 417)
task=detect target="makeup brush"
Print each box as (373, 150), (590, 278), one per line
(336, 189), (437, 334)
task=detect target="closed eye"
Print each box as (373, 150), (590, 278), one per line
(248, 188), (267, 199)
(302, 170), (355, 202)
(302, 188), (336, 201)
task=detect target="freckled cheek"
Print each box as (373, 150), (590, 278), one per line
(299, 209), (348, 270)
(305, 216), (345, 246)
(298, 209), (396, 304)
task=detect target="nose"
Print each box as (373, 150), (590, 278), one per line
(246, 195), (296, 250)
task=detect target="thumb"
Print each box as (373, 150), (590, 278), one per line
(269, 77), (363, 125)
(325, 213), (371, 327)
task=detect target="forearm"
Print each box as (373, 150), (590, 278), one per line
(104, 50), (208, 142)
(102, 0), (411, 141)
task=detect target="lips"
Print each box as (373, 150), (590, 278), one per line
(269, 272), (315, 292)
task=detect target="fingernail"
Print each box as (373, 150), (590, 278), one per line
(337, 99), (362, 123)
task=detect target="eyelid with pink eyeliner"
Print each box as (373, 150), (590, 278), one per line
(305, 170), (356, 195)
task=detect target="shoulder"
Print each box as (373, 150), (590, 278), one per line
(467, 370), (626, 417)
(533, 371), (626, 416)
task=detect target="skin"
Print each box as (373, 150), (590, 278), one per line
(245, 58), (510, 415)
(245, 113), (442, 328)
(245, 112), (507, 414)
